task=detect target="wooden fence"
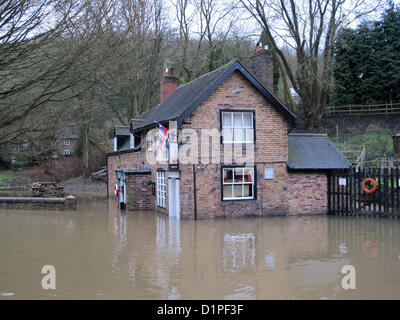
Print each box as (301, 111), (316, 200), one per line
(328, 167), (400, 217)
(326, 103), (400, 116)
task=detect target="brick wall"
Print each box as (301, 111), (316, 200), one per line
(179, 71), (290, 218)
(107, 151), (141, 194)
(125, 173), (154, 211)
(0, 196), (77, 210)
(287, 172), (328, 215)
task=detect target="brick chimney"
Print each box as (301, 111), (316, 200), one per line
(253, 42), (274, 93)
(160, 67), (179, 104)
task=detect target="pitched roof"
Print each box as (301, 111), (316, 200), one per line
(130, 119), (144, 131)
(288, 134), (351, 170)
(114, 126), (130, 136)
(134, 59), (296, 131)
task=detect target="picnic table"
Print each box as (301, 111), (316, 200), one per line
(31, 182), (65, 198)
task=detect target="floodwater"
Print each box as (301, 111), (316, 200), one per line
(1, 196), (400, 300)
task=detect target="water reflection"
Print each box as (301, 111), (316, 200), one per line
(0, 197), (400, 299)
(223, 233), (256, 271)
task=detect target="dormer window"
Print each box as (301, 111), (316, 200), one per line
(130, 133), (134, 149)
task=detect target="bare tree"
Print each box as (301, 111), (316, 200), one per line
(173, 0), (197, 81)
(196, 0), (239, 72)
(0, 0), (114, 149)
(100, 0), (166, 124)
(240, 0), (384, 128)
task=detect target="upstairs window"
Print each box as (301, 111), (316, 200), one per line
(64, 139), (70, 146)
(130, 133), (134, 149)
(147, 136), (153, 151)
(221, 111), (254, 144)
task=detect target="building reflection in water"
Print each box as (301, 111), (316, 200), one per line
(101, 197), (400, 299)
(222, 233), (255, 271)
(155, 214), (181, 299)
(265, 252), (275, 268)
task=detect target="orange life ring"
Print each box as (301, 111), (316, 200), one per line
(361, 178), (377, 194)
(362, 240), (378, 257)
(114, 184), (119, 197)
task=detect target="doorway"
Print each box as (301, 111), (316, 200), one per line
(168, 172), (180, 219)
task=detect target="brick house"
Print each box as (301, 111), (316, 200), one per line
(56, 130), (79, 157)
(107, 47), (350, 219)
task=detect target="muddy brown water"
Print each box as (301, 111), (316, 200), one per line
(1, 196), (400, 299)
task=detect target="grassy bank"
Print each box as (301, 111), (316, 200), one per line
(333, 130), (394, 160)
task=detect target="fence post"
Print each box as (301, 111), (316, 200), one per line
(327, 171), (331, 215)
(397, 167), (400, 218)
(384, 168), (389, 216)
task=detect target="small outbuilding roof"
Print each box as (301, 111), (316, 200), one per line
(288, 133), (351, 170)
(114, 126), (130, 136)
(133, 59), (296, 131)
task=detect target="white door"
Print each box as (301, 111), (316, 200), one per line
(168, 172), (180, 219)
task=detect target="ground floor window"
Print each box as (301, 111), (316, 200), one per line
(222, 167), (255, 200)
(156, 171), (166, 208)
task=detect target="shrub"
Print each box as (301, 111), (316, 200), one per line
(42, 157), (83, 182)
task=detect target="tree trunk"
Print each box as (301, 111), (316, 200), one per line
(82, 125), (90, 178)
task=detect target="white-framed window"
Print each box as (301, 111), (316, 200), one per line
(113, 137), (117, 151)
(130, 133), (134, 149)
(64, 139), (70, 146)
(63, 149), (71, 156)
(222, 167), (255, 200)
(147, 136), (153, 151)
(221, 111), (254, 143)
(156, 171), (166, 208)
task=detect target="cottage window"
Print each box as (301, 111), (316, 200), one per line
(222, 167), (254, 200)
(147, 136), (153, 151)
(130, 133), (134, 149)
(221, 111), (254, 143)
(63, 149), (71, 156)
(64, 139), (70, 146)
(156, 171), (166, 208)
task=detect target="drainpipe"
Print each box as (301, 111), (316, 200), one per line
(106, 155), (109, 197)
(193, 164), (197, 220)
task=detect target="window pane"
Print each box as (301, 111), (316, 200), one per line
(244, 184), (253, 197)
(223, 169), (233, 183)
(233, 113), (242, 126)
(223, 128), (233, 142)
(243, 113), (252, 127)
(234, 185), (242, 198)
(222, 113), (232, 127)
(223, 185), (233, 199)
(234, 169), (244, 182)
(243, 169), (253, 182)
(245, 129), (254, 143)
(234, 129), (245, 142)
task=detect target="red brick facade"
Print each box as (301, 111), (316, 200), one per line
(288, 172), (328, 215)
(107, 71), (329, 218)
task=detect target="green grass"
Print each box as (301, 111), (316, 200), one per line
(333, 130), (393, 160)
